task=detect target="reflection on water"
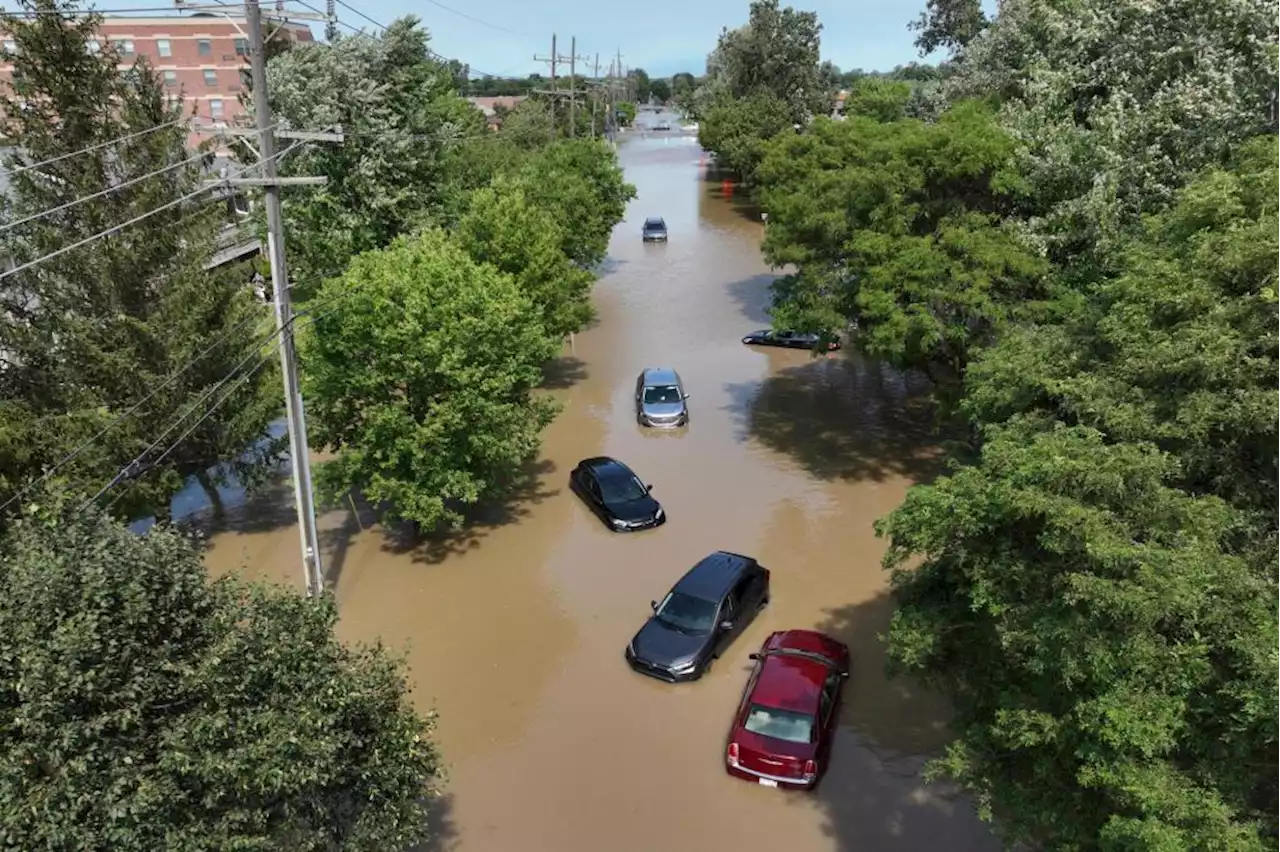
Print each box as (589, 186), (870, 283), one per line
(201, 113), (998, 852)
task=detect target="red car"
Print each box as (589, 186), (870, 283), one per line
(724, 630), (850, 790)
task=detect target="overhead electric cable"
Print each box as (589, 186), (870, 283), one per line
(1, 150), (208, 234)
(0, 129), (298, 285)
(3, 117), (188, 177)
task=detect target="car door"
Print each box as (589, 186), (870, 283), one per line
(742, 568), (768, 617)
(635, 373), (645, 413)
(817, 671), (842, 764)
(712, 593), (739, 657)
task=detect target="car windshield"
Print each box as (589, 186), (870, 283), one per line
(643, 385), (682, 404)
(743, 704), (815, 744)
(644, 220), (665, 229)
(654, 591), (718, 634)
(599, 471), (648, 503)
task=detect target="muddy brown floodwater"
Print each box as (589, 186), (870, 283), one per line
(202, 121), (1002, 852)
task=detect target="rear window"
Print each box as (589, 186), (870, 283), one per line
(744, 704), (815, 744)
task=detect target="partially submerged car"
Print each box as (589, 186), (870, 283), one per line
(725, 630), (850, 790)
(642, 216), (668, 242)
(635, 367), (689, 428)
(741, 329), (841, 351)
(570, 456), (665, 532)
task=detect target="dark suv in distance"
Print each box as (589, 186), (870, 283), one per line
(625, 551), (771, 682)
(642, 216), (668, 242)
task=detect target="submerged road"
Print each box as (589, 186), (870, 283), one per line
(203, 117), (1001, 852)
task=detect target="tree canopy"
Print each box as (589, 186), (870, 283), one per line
(300, 230), (560, 530)
(0, 505), (441, 849)
(880, 141), (1278, 848)
(0, 0), (280, 526)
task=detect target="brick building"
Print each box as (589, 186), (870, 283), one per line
(0, 13), (314, 149)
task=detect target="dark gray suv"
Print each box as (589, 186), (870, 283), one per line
(635, 367), (689, 428)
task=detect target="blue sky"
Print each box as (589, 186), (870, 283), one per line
(328, 0), (941, 78)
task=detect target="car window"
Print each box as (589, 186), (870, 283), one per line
(744, 704), (815, 744)
(819, 689), (833, 723)
(643, 385), (682, 404)
(599, 472), (647, 503)
(655, 591), (718, 634)
(720, 594), (736, 624)
(586, 476), (603, 500)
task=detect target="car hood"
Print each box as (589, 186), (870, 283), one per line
(605, 493), (661, 522)
(631, 618), (709, 667)
(642, 402), (684, 418)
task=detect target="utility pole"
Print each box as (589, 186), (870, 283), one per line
(589, 53), (600, 138)
(237, 0), (337, 597)
(533, 34), (558, 143)
(534, 35), (589, 139)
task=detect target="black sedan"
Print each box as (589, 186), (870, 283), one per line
(570, 456), (665, 532)
(741, 329), (841, 351)
(625, 551), (771, 682)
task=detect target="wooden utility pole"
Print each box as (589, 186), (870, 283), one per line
(590, 53), (600, 138)
(533, 34), (558, 143)
(534, 34), (588, 139)
(194, 0), (342, 597)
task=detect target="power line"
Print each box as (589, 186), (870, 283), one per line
(78, 329), (285, 513)
(2, 117), (188, 178)
(1, 149), (208, 234)
(98, 338), (285, 515)
(0, 130), (302, 285)
(316, 0), (507, 78)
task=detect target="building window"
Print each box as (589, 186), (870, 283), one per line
(234, 37), (248, 55)
(197, 38), (212, 56)
(86, 38), (100, 53)
(156, 38), (171, 57)
(203, 69), (218, 86)
(209, 98), (224, 119)
(112, 38), (135, 56)
(163, 70), (177, 87)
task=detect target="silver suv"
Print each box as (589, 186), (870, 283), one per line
(635, 367), (689, 428)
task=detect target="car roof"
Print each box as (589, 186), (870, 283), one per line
(640, 367), (679, 385)
(750, 651), (828, 714)
(580, 456), (633, 479)
(673, 551), (755, 602)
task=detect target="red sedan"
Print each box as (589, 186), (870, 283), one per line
(724, 630), (850, 790)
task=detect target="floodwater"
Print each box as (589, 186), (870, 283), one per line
(202, 119), (1001, 852)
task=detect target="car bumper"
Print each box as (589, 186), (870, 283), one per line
(639, 414), (687, 428)
(642, 234), (668, 242)
(625, 648), (701, 682)
(725, 763), (816, 790)
(608, 513), (666, 533)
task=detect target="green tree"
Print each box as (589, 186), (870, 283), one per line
(945, 0), (1277, 268)
(615, 100), (637, 126)
(628, 67), (652, 102)
(0, 504), (442, 849)
(263, 16), (486, 296)
(510, 138), (636, 268)
(0, 0), (280, 523)
(879, 139), (1279, 850)
(455, 177), (596, 338)
(910, 0), (988, 56)
(649, 77), (671, 103)
(713, 0), (830, 123)
(300, 230), (560, 530)
(841, 76), (912, 121)
(757, 102), (1048, 385)
(698, 90), (794, 185)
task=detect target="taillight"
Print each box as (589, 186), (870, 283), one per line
(727, 742), (740, 768)
(802, 759), (818, 782)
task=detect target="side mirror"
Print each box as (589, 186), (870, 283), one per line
(682, 393), (691, 400)
(748, 653), (760, 661)
(719, 620), (734, 631)
(646, 484), (654, 492)
(650, 600), (658, 611)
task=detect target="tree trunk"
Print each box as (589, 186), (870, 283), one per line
(195, 469), (226, 518)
